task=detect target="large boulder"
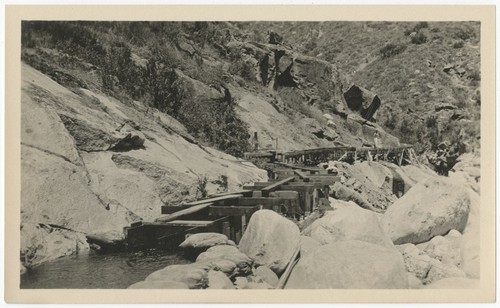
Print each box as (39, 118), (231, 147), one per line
(21, 95), (82, 165)
(401, 165), (436, 185)
(450, 152), (480, 187)
(238, 210), (300, 275)
(285, 240), (408, 289)
(254, 265), (279, 288)
(299, 236), (321, 257)
(145, 263), (211, 289)
(343, 85), (381, 121)
(21, 145), (131, 244)
(407, 273), (424, 289)
(196, 245), (253, 275)
(396, 243), (434, 280)
(330, 182), (380, 212)
(179, 233), (234, 250)
(459, 190), (480, 278)
(200, 259), (237, 277)
(424, 260), (467, 285)
(381, 177), (471, 245)
(21, 223), (89, 267)
(303, 207), (394, 248)
(420, 235), (461, 267)
(207, 270), (235, 289)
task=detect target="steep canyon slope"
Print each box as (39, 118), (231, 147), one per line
(20, 21), (479, 268)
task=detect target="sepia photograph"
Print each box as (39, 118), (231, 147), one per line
(4, 4), (496, 304)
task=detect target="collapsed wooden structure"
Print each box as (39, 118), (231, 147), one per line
(124, 166), (338, 250)
(124, 145), (418, 251)
(244, 145), (419, 166)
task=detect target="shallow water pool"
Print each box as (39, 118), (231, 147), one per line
(21, 249), (190, 289)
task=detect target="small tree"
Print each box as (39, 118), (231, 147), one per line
(196, 175), (209, 199)
(411, 32), (428, 44)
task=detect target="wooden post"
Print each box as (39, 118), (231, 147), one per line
(222, 221), (231, 239)
(410, 148), (420, 165)
(241, 214), (247, 234)
(324, 185), (330, 199)
(304, 190), (312, 214)
(398, 149), (405, 166)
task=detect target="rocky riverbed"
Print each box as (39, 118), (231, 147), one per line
(127, 152), (480, 289)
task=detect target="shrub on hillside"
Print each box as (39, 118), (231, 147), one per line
(452, 41), (464, 48)
(413, 22), (429, 32)
(468, 70), (481, 81)
(379, 43), (407, 59)
(22, 21), (107, 67)
(383, 112), (398, 131)
(425, 115), (438, 129)
(411, 32), (428, 44)
(453, 26), (476, 41)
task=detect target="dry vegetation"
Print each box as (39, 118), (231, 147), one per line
(21, 20), (480, 157)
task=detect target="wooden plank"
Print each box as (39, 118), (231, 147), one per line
(293, 169), (310, 181)
(237, 197), (292, 207)
(276, 246), (301, 289)
(283, 183), (318, 189)
(208, 190), (253, 198)
(306, 176), (339, 185)
(261, 176), (295, 197)
(161, 205), (193, 215)
(182, 194), (243, 206)
(222, 221), (231, 238)
(155, 203), (213, 223)
(398, 149), (405, 166)
(209, 205), (260, 216)
(249, 182), (275, 187)
(156, 216), (231, 246)
(164, 220), (216, 227)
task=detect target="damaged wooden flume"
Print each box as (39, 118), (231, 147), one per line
(122, 164), (338, 289)
(123, 164), (338, 251)
(121, 146), (409, 289)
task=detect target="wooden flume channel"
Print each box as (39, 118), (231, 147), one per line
(124, 146), (417, 250)
(245, 145), (419, 166)
(124, 167), (337, 250)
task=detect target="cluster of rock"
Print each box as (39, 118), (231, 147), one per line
(129, 210), (297, 289)
(227, 39), (401, 149)
(129, 152), (480, 289)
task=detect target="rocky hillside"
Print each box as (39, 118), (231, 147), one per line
(20, 21), (479, 268)
(242, 21), (480, 156)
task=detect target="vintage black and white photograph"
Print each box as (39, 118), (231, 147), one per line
(5, 4), (495, 303)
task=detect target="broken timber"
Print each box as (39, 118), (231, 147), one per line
(125, 145), (417, 251)
(245, 145), (418, 166)
(124, 167), (338, 250)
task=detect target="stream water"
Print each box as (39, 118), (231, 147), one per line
(20, 249), (190, 289)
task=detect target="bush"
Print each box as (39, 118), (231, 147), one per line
(380, 43), (407, 59)
(468, 70), (481, 81)
(452, 41), (464, 48)
(413, 22), (429, 32)
(384, 113), (398, 131)
(453, 27), (476, 41)
(411, 32), (428, 44)
(425, 115), (438, 129)
(196, 174), (209, 199)
(22, 21), (107, 67)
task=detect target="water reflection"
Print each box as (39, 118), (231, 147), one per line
(21, 249), (190, 289)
